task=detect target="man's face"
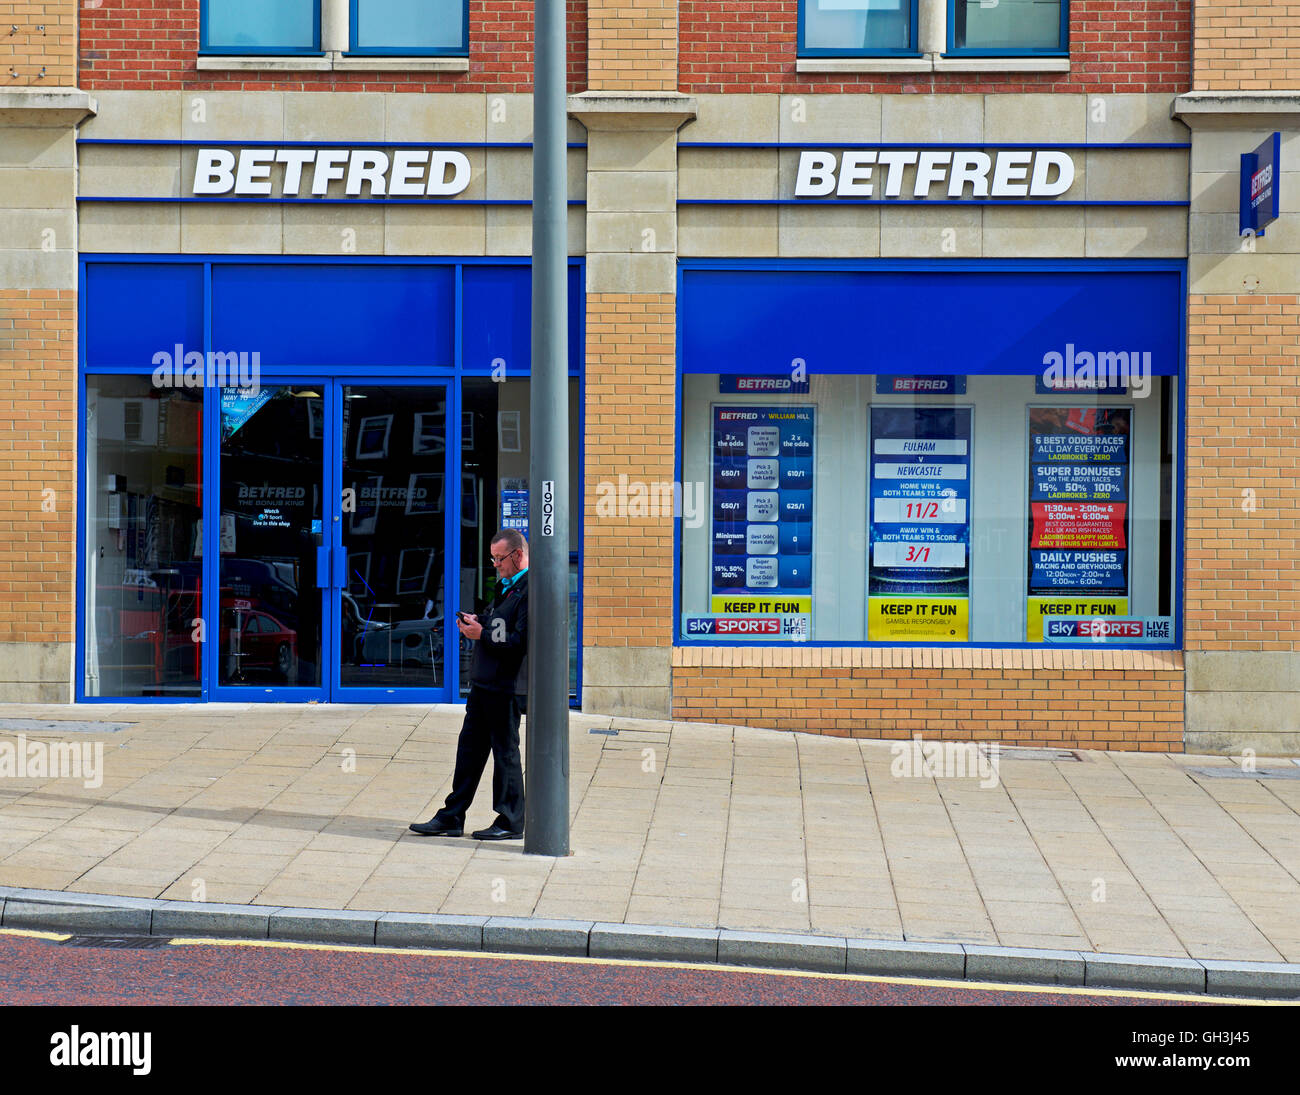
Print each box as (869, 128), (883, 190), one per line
(490, 540), (525, 579)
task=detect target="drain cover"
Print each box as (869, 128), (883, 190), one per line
(1189, 766), (1300, 780)
(589, 728), (619, 736)
(0, 719), (131, 734)
(59, 936), (172, 949)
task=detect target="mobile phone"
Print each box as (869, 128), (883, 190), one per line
(455, 610), (470, 623)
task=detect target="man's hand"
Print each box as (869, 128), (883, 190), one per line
(457, 613), (483, 640)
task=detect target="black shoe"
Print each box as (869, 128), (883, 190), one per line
(409, 817), (463, 837)
(470, 824), (523, 841)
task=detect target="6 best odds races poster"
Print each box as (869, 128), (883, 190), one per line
(1027, 406), (1131, 640)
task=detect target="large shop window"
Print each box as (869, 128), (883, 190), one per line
(948, 0), (1066, 55)
(84, 378), (204, 697)
(678, 267), (1183, 649)
(799, 0), (919, 56)
(202, 0), (321, 54)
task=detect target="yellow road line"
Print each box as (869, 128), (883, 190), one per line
(1, 926), (70, 942)
(166, 937), (1295, 1004)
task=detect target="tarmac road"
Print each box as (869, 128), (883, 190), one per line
(0, 929), (1217, 1007)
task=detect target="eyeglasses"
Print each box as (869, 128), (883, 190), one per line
(489, 548), (519, 566)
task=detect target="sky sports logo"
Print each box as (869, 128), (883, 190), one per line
(684, 616), (809, 639)
(1046, 617), (1171, 641)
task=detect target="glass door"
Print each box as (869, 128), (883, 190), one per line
(213, 383), (328, 700)
(330, 382), (452, 701)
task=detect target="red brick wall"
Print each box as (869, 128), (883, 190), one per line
(584, 293), (676, 648)
(80, 0), (587, 93)
(1194, 1), (1300, 91)
(0, 290), (76, 644)
(673, 650), (1185, 751)
(680, 0), (1191, 94)
(0, 1), (76, 85)
(1185, 295), (1300, 652)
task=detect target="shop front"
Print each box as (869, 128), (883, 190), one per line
(78, 256), (583, 703)
(677, 261), (1184, 650)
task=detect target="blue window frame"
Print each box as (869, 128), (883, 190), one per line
(348, 0), (469, 56)
(201, 0), (322, 55)
(948, 0), (1068, 56)
(798, 0), (919, 57)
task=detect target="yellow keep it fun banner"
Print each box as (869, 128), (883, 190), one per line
(710, 596), (812, 615)
(868, 598), (968, 641)
(1027, 597), (1129, 642)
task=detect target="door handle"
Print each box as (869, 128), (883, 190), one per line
(316, 546), (329, 589)
(333, 546), (348, 590)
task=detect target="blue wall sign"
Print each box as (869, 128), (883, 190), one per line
(1240, 132), (1281, 238)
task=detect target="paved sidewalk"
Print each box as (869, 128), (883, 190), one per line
(1, 703), (1298, 967)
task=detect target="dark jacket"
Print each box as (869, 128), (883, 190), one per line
(470, 571), (527, 696)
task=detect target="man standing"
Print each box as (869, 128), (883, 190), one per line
(410, 529), (528, 840)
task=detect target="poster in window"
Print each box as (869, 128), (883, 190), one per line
(705, 405), (814, 639)
(1026, 406), (1131, 641)
(867, 406), (972, 641)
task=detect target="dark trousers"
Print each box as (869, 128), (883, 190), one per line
(435, 685), (524, 831)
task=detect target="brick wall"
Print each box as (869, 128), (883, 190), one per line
(583, 293), (676, 647)
(79, 0), (588, 93)
(673, 649), (1185, 750)
(588, 0), (676, 91)
(0, 289), (76, 645)
(0, 0), (75, 85)
(1193, 1), (1300, 90)
(680, 0), (1191, 94)
(1185, 295), (1300, 651)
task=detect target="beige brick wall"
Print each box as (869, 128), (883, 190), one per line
(588, 0), (677, 92)
(583, 293), (676, 647)
(1193, 1), (1300, 91)
(1185, 294), (1300, 651)
(673, 649), (1186, 751)
(0, 288), (76, 644)
(0, 1), (76, 86)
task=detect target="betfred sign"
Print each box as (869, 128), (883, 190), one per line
(1240, 132), (1281, 237)
(192, 147), (472, 198)
(794, 149), (1075, 200)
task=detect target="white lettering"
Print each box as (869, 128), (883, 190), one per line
(192, 148), (236, 195)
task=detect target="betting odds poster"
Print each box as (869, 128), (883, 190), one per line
(1026, 407), (1130, 641)
(698, 405), (813, 640)
(867, 407), (972, 641)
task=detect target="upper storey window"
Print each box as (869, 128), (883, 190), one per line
(202, 0), (322, 54)
(948, 0), (1067, 55)
(350, 0), (468, 55)
(199, 0), (469, 56)
(798, 0), (920, 57)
